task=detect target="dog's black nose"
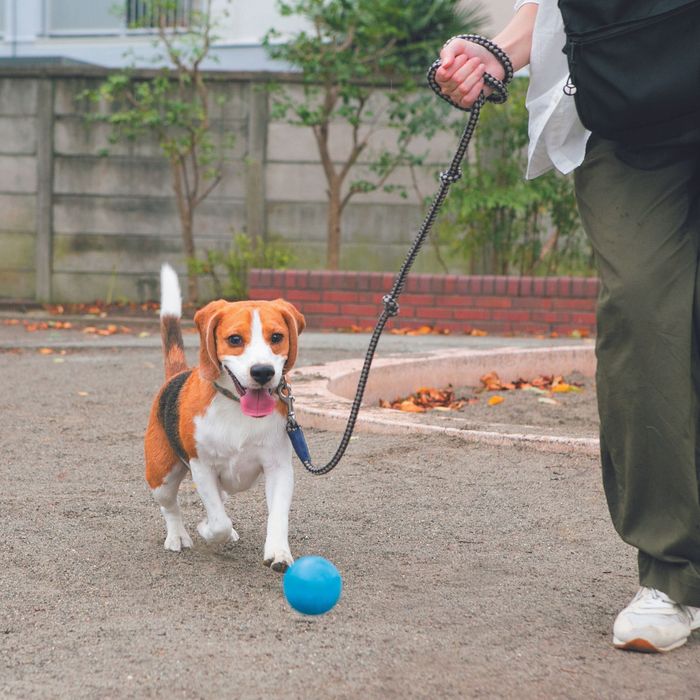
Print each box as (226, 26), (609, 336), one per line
(250, 364), (275, 386)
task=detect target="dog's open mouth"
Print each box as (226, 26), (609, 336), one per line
(225, 366), (277, 418)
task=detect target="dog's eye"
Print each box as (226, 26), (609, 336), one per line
(227, 335), (243, 347)
(270, 332), (284, 344)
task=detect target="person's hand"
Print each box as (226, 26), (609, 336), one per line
(435, 38), (506, 108)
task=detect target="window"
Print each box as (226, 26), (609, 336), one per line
(126, 0), (195, 29)
(44, 0), (194, 36)
(46, 0), (122, 34)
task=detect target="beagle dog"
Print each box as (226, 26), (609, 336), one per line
(145, 264), (305, 571)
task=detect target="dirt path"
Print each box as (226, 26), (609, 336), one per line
(1, 346), (698, 699)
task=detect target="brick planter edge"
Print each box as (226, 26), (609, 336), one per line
(248, 269), (600, 336)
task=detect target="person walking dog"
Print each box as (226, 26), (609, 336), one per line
(436, 0), (700, 652)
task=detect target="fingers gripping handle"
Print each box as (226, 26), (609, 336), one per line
(427, 34), (514, 112)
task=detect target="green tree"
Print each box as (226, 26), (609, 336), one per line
(84, 0), (233, 302)
(264, 0), (485, 270)
(436, 78), (591, 275)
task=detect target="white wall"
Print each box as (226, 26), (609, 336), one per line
(212, 0), (309, 45)
(0, 0), (520, 69)
(213, 0), (517, 46)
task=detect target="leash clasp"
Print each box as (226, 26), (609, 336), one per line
(277, 378), (314, 469)
(277, 379), (299, 430)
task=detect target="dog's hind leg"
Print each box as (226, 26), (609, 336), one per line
(152, 462), (193, 552)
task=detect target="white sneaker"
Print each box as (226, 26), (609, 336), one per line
(613, 587), (700, 652)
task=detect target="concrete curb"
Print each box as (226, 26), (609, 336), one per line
(289, 345), (599, 455)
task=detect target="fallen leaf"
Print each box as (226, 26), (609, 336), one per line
(538, 397), (559, 405)
(487, 395), (504, 406)
(551, 383), (573, 393)
(38, 347), (54, 355)
(380, 383), (468, 411)
(77, 391), (89, 397)
(480, 371), (503, 391)
(408, 325), (433, 336)
(26, 322), (49, 332)
(398, 400), (426, 413)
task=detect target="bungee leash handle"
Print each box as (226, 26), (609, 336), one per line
(285, 36), (513, 476)
(426, 34), (514, 111)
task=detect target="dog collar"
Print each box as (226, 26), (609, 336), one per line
(213, 382), (240, 402)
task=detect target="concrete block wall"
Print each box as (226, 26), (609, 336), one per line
(50, 75), (250, 302)
(248, 269), (599, 336)
(0, 78), (40, 299)
(0, 67), (461, 303)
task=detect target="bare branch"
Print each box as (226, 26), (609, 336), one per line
(193, 171), (222, 208)
(179, 152), (193, 208)
(192, 0), (213, 72)
(338, 95), (368, 183)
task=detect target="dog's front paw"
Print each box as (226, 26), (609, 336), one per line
(197, 518), (239, 544)
(164, 528), (193, 552)
(263, 548), (294, 573)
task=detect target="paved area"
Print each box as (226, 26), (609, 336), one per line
(0, 309), (590, 360)
(1, 317), (698, 698)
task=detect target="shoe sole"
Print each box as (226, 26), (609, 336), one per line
(613, 636), (688, 653)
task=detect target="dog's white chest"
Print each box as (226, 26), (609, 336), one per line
(193, 394), (289, 492)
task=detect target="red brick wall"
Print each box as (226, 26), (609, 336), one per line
(248, 269), (599, 336)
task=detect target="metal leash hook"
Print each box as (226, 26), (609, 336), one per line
(286, 35), (514, 476)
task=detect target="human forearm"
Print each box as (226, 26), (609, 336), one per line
(492, 2), (538, 74)
(436, 2), (537, 107)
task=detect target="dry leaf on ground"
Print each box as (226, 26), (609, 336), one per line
(379, 385), (467, 412)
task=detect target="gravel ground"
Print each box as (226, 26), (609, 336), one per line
(1, 340), (699, 699)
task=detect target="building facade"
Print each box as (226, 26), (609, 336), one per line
(0, 0), (513, 70)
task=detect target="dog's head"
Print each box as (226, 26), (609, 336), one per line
(193, 299), (306, 417)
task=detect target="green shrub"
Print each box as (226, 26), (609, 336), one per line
(435, 78), (594, 276)
(189, 233), (294, 301)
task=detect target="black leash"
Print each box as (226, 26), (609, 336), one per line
(280, 36), (513, 476)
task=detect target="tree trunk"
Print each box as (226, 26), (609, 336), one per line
(182, 212), (199, 303)
(171, 160), (199, 303)
(326, 185), (342, 270)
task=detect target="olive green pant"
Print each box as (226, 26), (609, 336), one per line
(574, 137), (700, 607)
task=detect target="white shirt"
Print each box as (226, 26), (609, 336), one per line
(514, 0), (590, 178)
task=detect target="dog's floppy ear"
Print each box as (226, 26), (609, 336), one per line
(193, 300), (228, 382)
(274, 299), (306, 372)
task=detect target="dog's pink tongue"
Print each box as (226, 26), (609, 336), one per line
(240, 389), (277, 417)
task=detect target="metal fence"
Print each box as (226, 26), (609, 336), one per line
(126, 0), (195, 29)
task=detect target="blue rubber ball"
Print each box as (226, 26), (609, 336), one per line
(283, 556), (342, 615)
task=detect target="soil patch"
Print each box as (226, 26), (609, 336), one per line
(379, 372), (599, 439)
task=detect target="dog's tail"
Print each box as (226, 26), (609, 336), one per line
(159, 264), (188, 381)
